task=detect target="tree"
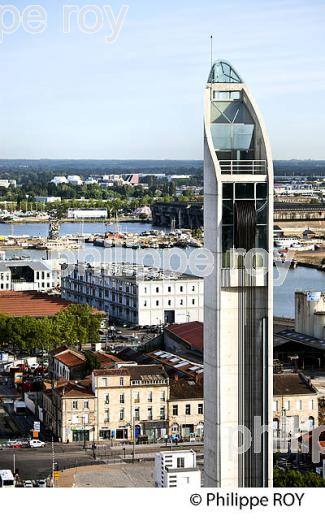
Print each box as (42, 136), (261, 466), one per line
(55, 304), (102, 346)
(0, 304), (102, 354)
(274, 467), (325, 487)
(84, 351), (101, 372)
(0, 314), (9, 347)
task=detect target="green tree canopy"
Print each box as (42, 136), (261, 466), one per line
(274, 467), (325, 487)
(0, 304), (102, 354)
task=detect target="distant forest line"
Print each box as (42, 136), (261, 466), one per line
(0, 159), (325, 180)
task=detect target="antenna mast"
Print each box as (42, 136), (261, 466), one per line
(210, 35), (213, 67)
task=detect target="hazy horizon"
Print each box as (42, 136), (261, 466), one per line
(1, 0), (325, 160)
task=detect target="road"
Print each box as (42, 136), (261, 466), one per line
(0, 442), (204, 480)
(0, 445), (94, 479)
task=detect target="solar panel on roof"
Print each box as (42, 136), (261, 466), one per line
(175, 361), (189, 368)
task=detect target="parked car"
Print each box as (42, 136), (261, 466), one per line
(8, 441), (23, 449)
(29, 440), (45, 448)
(36, 479), (47, 488)
(24, 480), (33, 488)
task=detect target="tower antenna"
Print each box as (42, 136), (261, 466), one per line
(210, 35), (213, 67)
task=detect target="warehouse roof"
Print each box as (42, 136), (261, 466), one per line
(0, 291), (71, 317)
(165, 321), (203, 352)
(148, 350), (203, 379)
(0, 260), (51, 271)
(273, 373), (316, 396)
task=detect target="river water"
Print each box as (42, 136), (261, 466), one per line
(1, 222), (325, 319)
(0, 221), (165, 237)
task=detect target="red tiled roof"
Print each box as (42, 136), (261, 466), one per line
(165, 321), (203, 352)
(170, 379), (203, 400)
(55, 351), (86, 368)
(0, 291), (71, 317)
(95, 352), (122, 367)
(0, 291), (103, 318)
(54, 381), (94, 398)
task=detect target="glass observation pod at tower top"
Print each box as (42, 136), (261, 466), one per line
(204, 59), (274, 272)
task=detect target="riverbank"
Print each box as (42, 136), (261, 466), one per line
(294, 250), (325, 270)
(0, 216), (152, 225)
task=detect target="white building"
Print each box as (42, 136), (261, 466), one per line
(61, 263), (203, 326)
(154, 450), (201, 488)
(67, 208), (108, 219)
(50, 176), (68, 185)
(67, 175), (83, 186)
(84, 177), (99, 185)
(35, 196), (61, 204)
(0, 179), (10, 189)
(99, 174), (124, 187)
(204, 60), (273, 487)
(0, 259), (60, 291)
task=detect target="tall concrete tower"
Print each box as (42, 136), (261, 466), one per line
(203, 60), (273, 487)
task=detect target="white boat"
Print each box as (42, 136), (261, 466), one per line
(274, 238), (301, 248)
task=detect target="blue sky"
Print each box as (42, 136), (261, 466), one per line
(0, 0), (325, 160)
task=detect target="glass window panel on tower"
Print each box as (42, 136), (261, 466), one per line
(222, 225), (234, 268)
(208, 61), (242, 83)
(256, 225), (268, 250)
(235, 183), (254, 199)
(256, 183), (268, 198)
(256, 200), (268, 224)
(211, 124), (254, 151)
(222, 200), (234, 224)
(222, 183), (233, 199)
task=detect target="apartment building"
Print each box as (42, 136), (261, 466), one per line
(168, 379), (204, 440)
(92, 364), (169, 441)
(42, 361), (206, 443)
(273, 372), (318, 437)
(49, 347), (122, 381)
(49, 348), (88, 381)
(43, 380), (96, 443)
(61, 262), (203, 326)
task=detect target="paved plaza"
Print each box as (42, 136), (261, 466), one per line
(58, 462), (154, 487)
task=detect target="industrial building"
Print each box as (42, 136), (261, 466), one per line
(151, 201), (203, 229)
(67, 208), (108, 220)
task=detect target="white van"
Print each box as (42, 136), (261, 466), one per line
(0, 469), (15, 488)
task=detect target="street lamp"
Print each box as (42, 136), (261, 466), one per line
(281, 407), (287, 453)
(83, 415), (86, 450)
(125, 419), (136, 463)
